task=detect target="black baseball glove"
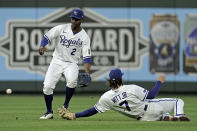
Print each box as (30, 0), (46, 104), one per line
(78, 73), (91, 87)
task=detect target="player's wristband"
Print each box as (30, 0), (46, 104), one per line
(40, 36), (49, 47)
(83, 57), (92, 64)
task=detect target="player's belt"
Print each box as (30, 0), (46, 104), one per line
(137, 104), (148, 120)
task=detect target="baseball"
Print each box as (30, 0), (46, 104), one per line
(6, 89), (12, 94)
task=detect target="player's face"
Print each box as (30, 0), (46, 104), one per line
(71, 17), (82, 29)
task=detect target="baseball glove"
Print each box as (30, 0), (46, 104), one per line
(57, 107), (75, 120)
(78, 73), (91, 87)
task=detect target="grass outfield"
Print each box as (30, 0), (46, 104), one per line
(0, 94), (197, 131)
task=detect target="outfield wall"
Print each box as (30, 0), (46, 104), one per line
(0, 0), (197, 93)
(1, 81), (197, 94)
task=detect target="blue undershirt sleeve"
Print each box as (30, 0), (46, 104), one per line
(146, 81), (162, 99)
(75, 107), (98, 118)
(83, 58), (92, 64)
(40, 36), (49, 47)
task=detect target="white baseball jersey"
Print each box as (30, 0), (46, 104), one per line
(94, 84), (185, 121)
(94, 84), (149, 119)
(42, 24), (91, 93)
(45, 24), (91, 64)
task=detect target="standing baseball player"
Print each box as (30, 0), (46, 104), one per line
(58, 68), (190, 121)
(39, 8), (92, 119)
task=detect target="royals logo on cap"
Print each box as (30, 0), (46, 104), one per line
(74, 11), (78, 15)
(70, 8), (84, 19)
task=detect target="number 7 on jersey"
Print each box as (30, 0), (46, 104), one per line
(119, 100), (131, 111)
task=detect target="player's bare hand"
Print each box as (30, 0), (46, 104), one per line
(38, 46), (47, 55)
(158, 75), (165, 83)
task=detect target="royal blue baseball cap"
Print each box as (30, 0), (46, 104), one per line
(109, 68), (124, 80)
(70, 8), (84, 19)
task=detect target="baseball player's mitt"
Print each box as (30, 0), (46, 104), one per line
(78, 73), (91, 87)
(57, 107), (76, 120)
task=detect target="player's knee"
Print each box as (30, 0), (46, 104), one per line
(67, 81), (78, 88)
(43, 86), (54, 95)
(43, 82), (56, 95)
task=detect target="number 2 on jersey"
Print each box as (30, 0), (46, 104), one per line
(71, 48), (76, 55)
(119, 100), (131, 111)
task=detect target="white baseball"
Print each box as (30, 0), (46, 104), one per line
(6, 89), (12, 94)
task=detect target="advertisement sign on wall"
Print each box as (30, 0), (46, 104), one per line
(0, 8), (197, 82)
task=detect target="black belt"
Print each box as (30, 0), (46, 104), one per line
(137, 104), (148, 120)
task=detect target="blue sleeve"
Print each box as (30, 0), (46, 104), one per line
(83, 58), (92, 64)
(75, 107), (98, 118)
(40, 36), (49, 47)
(146, 81), (162, 99)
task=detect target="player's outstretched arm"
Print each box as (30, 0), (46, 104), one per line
(57, 106), (98, 120)
(75, 107), (98, 118)
(146, 75), (165, 99)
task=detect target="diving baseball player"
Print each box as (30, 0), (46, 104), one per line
(57, 68), (190, 121)
(39, 8), (92, 119)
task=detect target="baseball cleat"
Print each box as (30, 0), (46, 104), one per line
(163, 116), (171, 121)
(40, 113), (53, 119)
(171, 115), (190, 121)
(179, 116), (190, 121)
(162, 113), (172, 121)
(171, 117), (179, 121)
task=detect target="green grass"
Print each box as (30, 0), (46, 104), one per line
(0, 94), (197, 131)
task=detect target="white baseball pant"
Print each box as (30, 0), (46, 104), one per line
(140, 98), (184, 121)
(43, 58), (79, 95)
